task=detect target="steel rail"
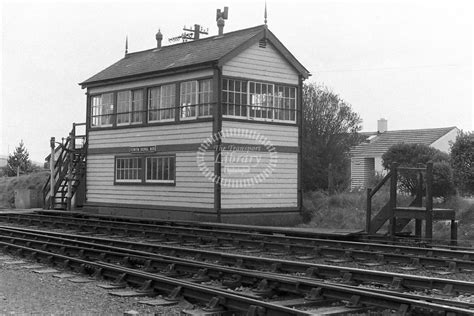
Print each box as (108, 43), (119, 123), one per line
(0, 240), (314, 316)
(2, 217), (473, 272)
(35, 210), (361, 239)
(0, 213), (472, 263)
(0, 238), (472, 315)
(1, 226), (473, 296)
(36, 210), (474, 250)
(2, 231), (473, 311)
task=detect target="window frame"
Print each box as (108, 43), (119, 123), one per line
(145, 155), (176, 184)
(222, 77), (297, 123)
(90, 93), (115, 128)
(116, 89), (145, 126)
(179, 80), (199, 120)
(148, 84), (176, 123)
(114, 156), (143, 184)
(114, 154), (176, 186)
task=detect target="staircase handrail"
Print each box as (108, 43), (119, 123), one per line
(42, 137), (70, 200)
(366, 169), (392, 233)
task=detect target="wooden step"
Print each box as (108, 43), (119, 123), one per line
(394, 207), (455, 220)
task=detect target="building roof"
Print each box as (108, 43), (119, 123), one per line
(351, 126), (457, 157)
(80, 25), (310, 88)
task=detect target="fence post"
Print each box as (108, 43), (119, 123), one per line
(66, 132), (74, 211)
(366, 188), (372, 234)
(415, 168), (423, 238)
(425, 162), (433, 240)
(49, 137), (56, 209)
(389, 162), (398, 237)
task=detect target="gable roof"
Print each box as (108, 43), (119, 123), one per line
(80, 25), (310, 88)
(351, 126), (457, 157)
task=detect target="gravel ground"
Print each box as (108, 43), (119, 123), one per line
(0, 253), (192, 315)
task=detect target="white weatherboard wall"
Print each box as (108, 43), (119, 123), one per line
(86, 152), (214, 209)
(431, 128), (458, 153)
(351, 157), (375, 190)
(87, 121), (214, 209)
(221, 121), (298, 147)
(88, 122), (212, 149)
(222, 42), (299, 85)
(221, 152), (297, 209)
(220, 121), (298, 209)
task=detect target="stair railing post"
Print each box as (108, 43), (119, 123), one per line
(49, 137), (56, 209)
(389, 162), (398, 237)
(66, 133), (74, 211)
(366, 188), (372, 234)
(415, 166), (424, 238)
(425, 162), (434, 240)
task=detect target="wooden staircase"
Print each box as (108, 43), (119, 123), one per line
(366, 162), (457, 242)
(43, 123), (87, 210)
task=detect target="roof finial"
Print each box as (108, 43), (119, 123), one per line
(264, 1), (267, 25)
(125, 35), (128, 56)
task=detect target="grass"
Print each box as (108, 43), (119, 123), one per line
(300, 188), (474, 242)
(0, 171), (49, 208)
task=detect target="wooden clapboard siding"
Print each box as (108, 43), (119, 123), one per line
(221, 121), (298, 147)
(88, 69), (213, 94)
(88, 122), (212, 149)
(350, 157), (375, 190)
(222, 42), (299, 85)
(86, 152), (214, 209)
(221, 152), (297, 209)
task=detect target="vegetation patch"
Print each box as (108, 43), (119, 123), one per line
(0, 172), (49, 209)
(301, 190), (474, 242)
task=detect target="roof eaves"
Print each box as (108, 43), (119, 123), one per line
(79, 61), (215, 89)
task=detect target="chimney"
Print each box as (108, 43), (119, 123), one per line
(216, 7), (228, 35)
(155, 29), (163, 48)
(217, 17), (225, 35)
(377, 118), (388, 133)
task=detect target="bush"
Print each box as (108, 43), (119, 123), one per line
(432, 161), (456, 198)
(450, 131), (474, 195)
(382, 143), (455, 198)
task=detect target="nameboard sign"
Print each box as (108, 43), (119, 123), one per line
(129, 146), (156, 154)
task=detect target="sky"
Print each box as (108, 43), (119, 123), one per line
(1, 0), (472, 163)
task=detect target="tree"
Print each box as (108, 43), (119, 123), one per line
(450, 131), (474, 195)
(4, 140), (33, 177)
(382, 143), (455, 197)
(302, 83), (362, 191)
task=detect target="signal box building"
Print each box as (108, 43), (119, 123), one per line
(80, 24), (310, 224)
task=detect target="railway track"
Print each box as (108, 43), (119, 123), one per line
(1, 225), (473, 296)
(34, 210), (474, 250)
(0, 225), (473, 315)
(0, 212), (473, 271)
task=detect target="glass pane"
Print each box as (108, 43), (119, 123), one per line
(163, 158), (169, 180)
(158, 158), (163, 180)
(170, 157), (175, 180)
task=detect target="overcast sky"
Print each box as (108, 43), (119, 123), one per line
(1, 0), (472, 163)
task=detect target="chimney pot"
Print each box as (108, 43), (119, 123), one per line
(155, 29), (163, 48)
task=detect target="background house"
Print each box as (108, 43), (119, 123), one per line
(350, 119), (458, 189)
